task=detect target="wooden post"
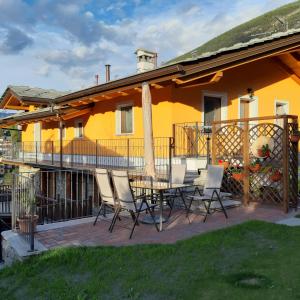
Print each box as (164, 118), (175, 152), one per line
(282, 116), (289, 213)
(59, 119), (63, 169)
(127, 139), (130, 169)
(168, 137), (173, 184)
(172, 124), (176, 157)
(195, 122), (199, 157)
(95, 139), (98, 168)
(22, 142), (25, 162)
(71, 140), (74, 167)
(35, 141), (38, 164)
(51, 141), (54, 165)
(243, 120), (250, 206)
(293, 118), (299, 210)
(211, 123), (216, 164)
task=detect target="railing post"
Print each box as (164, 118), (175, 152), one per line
(206, 135), (211, 167)
(127, 139), (130, 168)
(195, 122), (199, 157)
(35, 141), (38, 164)
(22, 142), (25, 162)
(211, 123), (216, 164)
(95, 139), (98, 167)
(59, 119), (63, 168)
(243, 120), (250, 206)
(29, 174), (35, 252)
(51, 141), (54, 165)
(172, 124), (176, 157)
(168, 137), (174, 183)
(282, 116), (289, 213)
(11, 174), (16, 230)
(71, 140), (74, 167)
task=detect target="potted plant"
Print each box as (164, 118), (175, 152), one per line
(257, 144), (271, 158)
(218, 159), (229, 169)
(17, 191), (38, 234)
(290, 131), (300, 143)
(249, 159), (261, 172)
(269, 167), (282, 182)
(231, 166), (244, 181)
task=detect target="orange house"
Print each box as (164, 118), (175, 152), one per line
(1, 30), (300, 173)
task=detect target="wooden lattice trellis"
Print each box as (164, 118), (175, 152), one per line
(211, 115), (298, 212)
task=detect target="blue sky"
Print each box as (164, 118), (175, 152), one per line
(0, 0), (295, 93)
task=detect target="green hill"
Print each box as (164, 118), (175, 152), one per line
(167, 1), (300, 64)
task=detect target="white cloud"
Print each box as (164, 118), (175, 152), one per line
(0, 0), (295, 93)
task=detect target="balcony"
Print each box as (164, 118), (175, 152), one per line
(1, 138), (178, 171)
(1, 123), (212, 170)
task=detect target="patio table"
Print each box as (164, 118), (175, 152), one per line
(131, 180), (197, 231)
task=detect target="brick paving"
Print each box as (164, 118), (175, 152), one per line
(35, 204), (294, 249)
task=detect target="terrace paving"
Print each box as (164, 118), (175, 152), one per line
(35, 203), (296, 249)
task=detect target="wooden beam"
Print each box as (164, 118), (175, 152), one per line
(210, 71), (223, 83)
(118, 91), (129, 96)
(5, 105), (30, 110)
(62, 107), (92, 121)
(151, 83), (163, 89)
(274, 57), (300, 85)
(64, 74), (180, 106)
(174, 71), (223, 85)
(101, 95), (112, 100)
(212, 114), (297, 125)
(176, 71), (223, 88)
(69, 102), (83, 107)
(4, 95), (14, 107)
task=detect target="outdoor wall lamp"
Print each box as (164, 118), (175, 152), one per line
(247, 88), (254, 100)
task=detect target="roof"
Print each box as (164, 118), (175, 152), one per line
(166, 28), (300, 65)
(6, 85), (68, 100)
(0, 85), (69, 109)
(54, 29), (300, 105)
(166, 1), (300, 64)
(0, 104), (93, 127)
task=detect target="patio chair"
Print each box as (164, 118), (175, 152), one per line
(110, 170), (159, 239)
(93, 168), (117, 227)
(163, 164), (187, 217)
(186, 165), (231, 222)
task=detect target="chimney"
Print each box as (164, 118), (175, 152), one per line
(135, 49), (158, 73)
(105, 64), (111, 82)
(95, 74), (99, 85)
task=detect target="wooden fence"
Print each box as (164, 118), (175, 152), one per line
(211, 115), (298, 212)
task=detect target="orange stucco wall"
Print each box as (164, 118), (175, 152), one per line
(21, 56), (300, 145)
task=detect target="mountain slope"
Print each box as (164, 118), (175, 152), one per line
(167, 1), (300, 64)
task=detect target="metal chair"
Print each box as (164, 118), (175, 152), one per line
(163, 164), (187, 217)
(186, 165), (232, 222)
(93, 168), (117, 227)
(110, 170), (159, 239)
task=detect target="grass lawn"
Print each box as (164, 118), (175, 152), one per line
(1, 220), (300, 299)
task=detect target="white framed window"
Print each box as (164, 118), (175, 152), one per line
(201, 91), (228, 126)
(74, 120), (84, 138)
(116, 103), (134, 135)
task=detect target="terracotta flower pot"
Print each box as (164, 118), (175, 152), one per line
(257, 149), (270, 158)
(17, 215), (39, 233)
(270, 172), (282, 182)
(257, 149), (264, 157)
(232, 172), (244, 181)
(249, 164), (261, 172)
(219, 161), (229, 169)
(290, 135), (300, 143)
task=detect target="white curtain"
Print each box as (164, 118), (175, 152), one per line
(142, 82), (156, 178)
